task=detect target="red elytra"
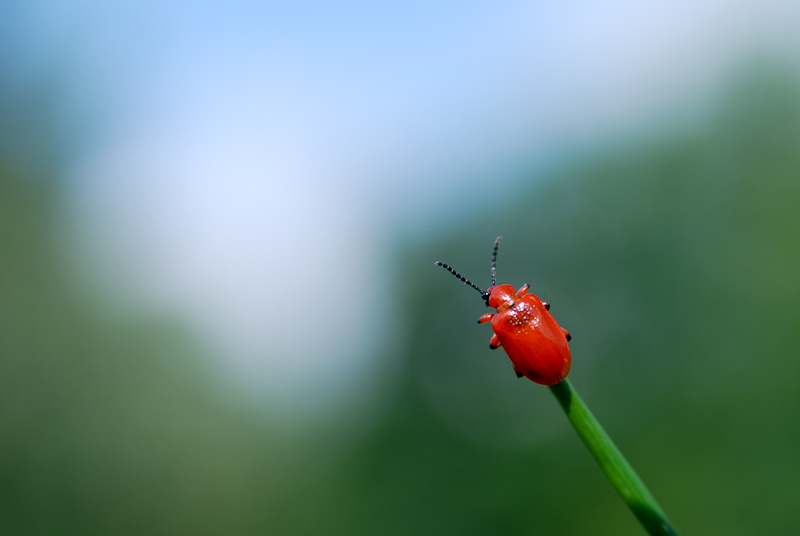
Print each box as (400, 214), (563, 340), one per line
(435, 236), (571, 385)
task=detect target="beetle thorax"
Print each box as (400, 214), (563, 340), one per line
(487, 284), (517, 312)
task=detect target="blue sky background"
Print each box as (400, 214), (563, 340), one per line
(3, 0), (800, 417)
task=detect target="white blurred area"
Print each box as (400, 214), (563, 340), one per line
(5, 0), (800, 414)
(72, 128), (381, 410)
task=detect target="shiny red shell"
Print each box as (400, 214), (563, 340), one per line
(478, 283), (571, 385)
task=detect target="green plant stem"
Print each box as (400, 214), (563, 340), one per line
(549, 379), (679, 536)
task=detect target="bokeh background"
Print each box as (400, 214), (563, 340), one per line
(3, 1), (800, 534)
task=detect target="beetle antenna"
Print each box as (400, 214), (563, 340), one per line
(435, 262), (486, 296)
(491, 236), (502, 286)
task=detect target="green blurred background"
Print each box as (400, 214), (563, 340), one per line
(4, 3), (800, 535)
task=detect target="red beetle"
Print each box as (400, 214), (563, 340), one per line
(435, 236), (571, 385)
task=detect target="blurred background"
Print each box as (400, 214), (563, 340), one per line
(2, 1), (800, 534)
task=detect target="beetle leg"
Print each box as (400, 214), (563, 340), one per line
(515, 371), (524, 378)
(517, 284), (529, 297)
(562, 327), (572, 341)
(477, 313), (494, 324)
(543, 302), (550, 310)
(489, 334), (502, 349)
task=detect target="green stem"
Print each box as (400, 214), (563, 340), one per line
(549, 379), (679, 536)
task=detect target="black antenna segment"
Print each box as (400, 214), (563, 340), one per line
(434, 262), (486, 296)
(491, 236), (502, 286)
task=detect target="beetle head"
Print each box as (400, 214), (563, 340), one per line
(487, 284), (516, 311)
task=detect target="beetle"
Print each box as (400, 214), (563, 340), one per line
(435, 236), (571, 385)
